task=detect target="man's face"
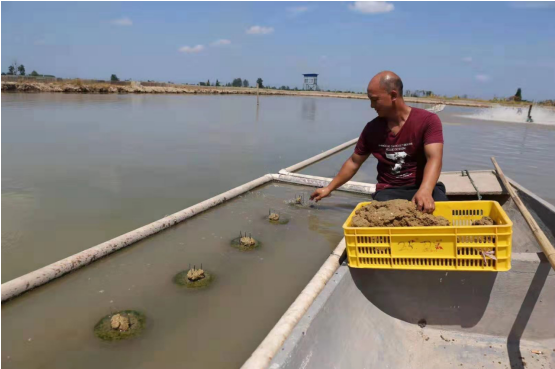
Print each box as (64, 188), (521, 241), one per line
(367, 80), (394, 118)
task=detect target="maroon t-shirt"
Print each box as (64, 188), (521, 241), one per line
(354, 107), (444, 191)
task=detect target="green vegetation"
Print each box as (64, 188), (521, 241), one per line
(30, 70), (39, 76)
(256, 78), (264, 88)
(243, 79), (249, 87)
(230, 236), (261, 251)
(515, 88), (522, 101)
(173, 270), (214, 289)
(215, 79), (220, 87)
(232, 78), (243, 87)
(110, 74), (119, 82)
(93, 310), (146, 341)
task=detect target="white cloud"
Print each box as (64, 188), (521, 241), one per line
(246, 26), (274, 35)
(348, 1), (394, 14)
(211, 39), (231, 46)
(111, 17), (133, 26)
(462, 56), (473, 63)
(287, 6), (310, 16)
(178, 45), (205, 54)
(475, 74), (491, 82)
(510, 1), (555, 9)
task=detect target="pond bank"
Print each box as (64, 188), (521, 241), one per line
(1, 81), (501, 108)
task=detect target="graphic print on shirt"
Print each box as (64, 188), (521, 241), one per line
(379, 142), (413, 176)
(385, 151), (407, 174)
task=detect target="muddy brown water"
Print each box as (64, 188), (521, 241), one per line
(3, 94), (555, 281)
(1, 183), (366, 369)
(2, 94), (555, 368)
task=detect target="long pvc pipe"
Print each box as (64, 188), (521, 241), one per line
(1, 138), (364, 302)
(284, 138), (358, 173)
(274, 171), (376, 194)
(1, 174), (274, 301)
(241, 239), (346, 369)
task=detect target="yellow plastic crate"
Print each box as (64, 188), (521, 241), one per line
(343, 201), (513, 272)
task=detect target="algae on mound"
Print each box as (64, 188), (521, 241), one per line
(230, 234), (261, 251)
(351, 199), (450, 227)
(174, 268), (214, 288)
(241, 236), (256, 247)
(187, 267), (205, 281)
(266, 213), (289, 224)
(94, 310), (146, 341)
(111, 314), (130, 331)
(269, 213), (280, 221)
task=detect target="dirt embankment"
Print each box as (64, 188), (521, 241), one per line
(1, 81), (503, 108)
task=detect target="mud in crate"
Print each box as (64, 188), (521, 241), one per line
(343, 201), (513, 271)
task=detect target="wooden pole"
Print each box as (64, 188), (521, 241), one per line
(491, 157), (555, 270)
(527, 104), (532, 119)
(526, 104), (533, 123)
(257, 83), (259, 105)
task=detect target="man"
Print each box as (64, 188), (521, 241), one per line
(310, 71), (447, 213)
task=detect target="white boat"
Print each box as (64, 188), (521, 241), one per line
(246, 172), (555, 369)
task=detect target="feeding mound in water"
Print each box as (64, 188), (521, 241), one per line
(265, 210), (290, 224)
(287, 193), (314, 209)
(174, 268), (214, 288)
(472, 216), (495, 226)
(94, 310), (146, 341)
(230, 233), (261, 251)
(351, 200), (450, 227)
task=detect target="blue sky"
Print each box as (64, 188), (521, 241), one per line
(2, 1), (554, 99)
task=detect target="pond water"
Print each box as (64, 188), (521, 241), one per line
(1, 183), (366, 369)
(2, 93), (555, 368)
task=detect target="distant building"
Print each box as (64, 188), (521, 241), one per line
(303, 74), (319, 91)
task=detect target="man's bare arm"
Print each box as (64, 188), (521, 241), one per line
(412, 143), (443, 212)
(310, 153), (370, 202)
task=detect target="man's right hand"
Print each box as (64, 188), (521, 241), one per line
(309, 153), (368, 203)
(310, 187), (332, 202)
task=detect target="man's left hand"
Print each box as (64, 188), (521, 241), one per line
(412, 189), (435, 214)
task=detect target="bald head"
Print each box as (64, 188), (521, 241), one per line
(367, 71), (406, 117)
(368, 71), (403, 96)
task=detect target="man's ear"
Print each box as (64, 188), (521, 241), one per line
(391, 90), (398, 102)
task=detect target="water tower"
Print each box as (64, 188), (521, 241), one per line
(303, 73), (319, 91)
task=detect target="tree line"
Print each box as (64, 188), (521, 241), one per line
(3, 61), (28, 76)
(199, 77), (264, 88)
(2, 60), (53, 77)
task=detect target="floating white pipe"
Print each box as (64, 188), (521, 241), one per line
(241, 239), (347, 369)
(1, 174), (274, 301)
(284, 138), (358, 173)
(274, 171), (375, 194)
(1, 136), (363, 301)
